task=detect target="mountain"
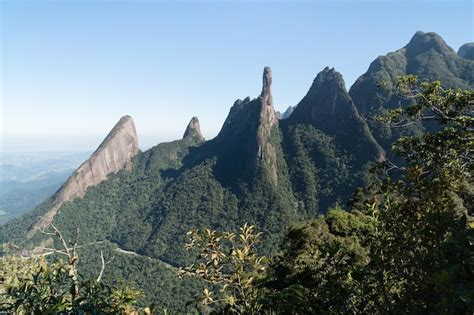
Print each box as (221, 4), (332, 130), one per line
(286, 67), (385, 165)
(350, 31), (474, 115)
(0, 68), (387, 311)
(182, 116), (205, 142)
(2, 32), (471, 311)
(458, 42), (474, 60)
(349, 31), (474, 150)
(0, 69), (301, 310)
(28, 115), (140, 235)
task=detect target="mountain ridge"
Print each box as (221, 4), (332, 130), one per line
(287, 67), (385, 165)
(28, 115), (140, 236)
(349, 31), (474, 151)
(1, 30), (471, 312)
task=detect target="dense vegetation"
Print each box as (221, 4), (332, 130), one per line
(2, 77), (471, 313)
(1, 31), (473, 312)
(180, 77), (474, 313)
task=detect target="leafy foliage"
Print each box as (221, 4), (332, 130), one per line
(0, 243), (144, 314)
(282, 124), (352, 213)
(179, 224), (267, 314)
(349, 31), (474, 154)
(265, 77), (474, 313)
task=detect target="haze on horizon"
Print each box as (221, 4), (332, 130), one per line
(1, 0), (472, 152)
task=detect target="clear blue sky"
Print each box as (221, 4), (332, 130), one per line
(1, 0), (472, 152)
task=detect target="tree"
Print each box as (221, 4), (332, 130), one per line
(178, 224), (267, 314)
(264, 76), (474, 313)
(261, 206), (374, 314)
(0, 224), (146, 314)
(365, 76), (474, 312)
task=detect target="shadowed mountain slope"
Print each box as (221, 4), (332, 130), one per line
(349, 31), (474, 150)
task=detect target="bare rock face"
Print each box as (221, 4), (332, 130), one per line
(183, 116), (205, 142)
(29, 115), (140, 235)
(257, 66), (279, 184)
(213, 67), (279, 185)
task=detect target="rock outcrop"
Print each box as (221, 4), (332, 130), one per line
(29, 115), (140, 234)
(182, 116), (204, 142)
(288, 67), (385, 165)
(211, 67), (279, 185)
(256, 67), (279, 184)
(458, 43), (474, 60)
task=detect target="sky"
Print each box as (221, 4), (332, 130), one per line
(1, 0), (473, 152)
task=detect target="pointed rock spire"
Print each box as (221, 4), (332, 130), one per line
(29, 115), (140, 235)
(261, 66), (273, 99)
(213, 67), (279, 185)
(257, 66), (278, 184)
(183, 116), (204, 142)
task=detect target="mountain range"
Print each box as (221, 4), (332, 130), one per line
(1, 31), (472, 311)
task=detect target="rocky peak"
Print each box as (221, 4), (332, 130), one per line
(95, 115), (138, 153)
(257, 67), (279, 184)
(296, 67), (350, 118)
(314, 66), (345, 86)
(213, 67), (279, 185)
(307, 67), (346, 103)
(289, 67), (385, 164)
(458, 42), (474, 60)
(29, 115), (140, 235)
(405, 31), (454, 58)
(183, 116), (204, 142)
(261, 66), (273, 101)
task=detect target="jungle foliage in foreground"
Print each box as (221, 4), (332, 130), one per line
(1, 78), (472, 313)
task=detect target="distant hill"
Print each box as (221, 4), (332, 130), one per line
(0, 151), (88, 225)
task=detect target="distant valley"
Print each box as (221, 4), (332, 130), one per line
(0, 151), (90, 224)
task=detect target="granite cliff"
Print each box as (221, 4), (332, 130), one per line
(29, 115), (139, 235)
(182, 116), (204, 142)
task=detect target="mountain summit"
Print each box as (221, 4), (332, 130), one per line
(182, 116), (204, 142)
(256, 66), (279, 183)
(288, 67), (385, 165)
(404, 31), (454, 58)
(29, 115), (139, 234)
(209, 67), (279, 184)
(349, 31), (474, 152)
